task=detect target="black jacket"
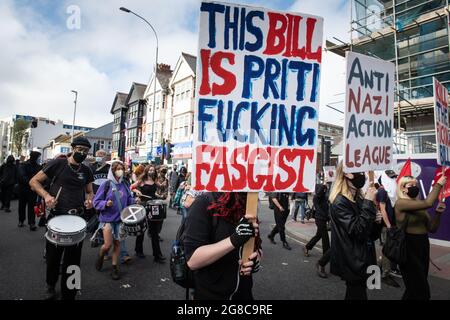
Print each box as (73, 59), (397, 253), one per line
(0, 163), (17, 186)
(313, 184), (329, 221)
(330, 194), (379, 282)
(18, 160), (42, 188)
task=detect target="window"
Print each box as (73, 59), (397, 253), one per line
(128, 104), (139, 120)
(112, 133), (120, 150)
(114, 112), (121, 125)
(127, 128), (138, 147)
(173, 114), (191, 141)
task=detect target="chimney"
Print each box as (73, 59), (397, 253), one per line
(158, 63), (171, 72)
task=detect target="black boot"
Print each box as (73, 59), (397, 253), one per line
(267, 233), (276, 244)
(111, 265), (120, 280)
(95, 252), (105, 271)
(282, 242), (292, 250)
(154, 254), (166, 263)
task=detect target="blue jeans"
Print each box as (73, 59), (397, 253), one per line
(120, 240), (129, 262)
(293, 200), (305, 221)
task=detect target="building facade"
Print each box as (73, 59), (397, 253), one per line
(110, 92), (128, 161)
(327, 0), (450, 155)
(84, 122), (113, 155)
(0, 114), (93, 162)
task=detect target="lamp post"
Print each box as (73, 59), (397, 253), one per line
(71, 90), (78, 143)
(120, 7), (159, 160)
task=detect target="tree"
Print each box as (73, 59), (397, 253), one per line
(12, 119), (30, 156)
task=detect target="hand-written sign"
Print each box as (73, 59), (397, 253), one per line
(434, 77), (450, 166)
(193, 1), (323, 192)
(343, 52), (395, 173)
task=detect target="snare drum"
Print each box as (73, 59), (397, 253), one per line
(45, 215), (87, 246)
(120, 204), (147, 236)
(145, 200), (167, 221)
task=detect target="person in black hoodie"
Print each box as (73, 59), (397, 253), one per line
(0, 155), (18, 213)
(304, 183), (330, 278)
(17, 151), (42, 230)
(184, 192), (261, 300)
(329, 162), (378, 300)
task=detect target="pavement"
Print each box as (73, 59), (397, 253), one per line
(285, 213), (450, 281)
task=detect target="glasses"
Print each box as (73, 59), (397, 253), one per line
(74, 146), (90, 154)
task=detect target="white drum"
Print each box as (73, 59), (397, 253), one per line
(120, 204), (147, 236)
(45, 215), (87, 246)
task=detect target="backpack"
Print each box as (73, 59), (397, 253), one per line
(170, 193), (218, 294)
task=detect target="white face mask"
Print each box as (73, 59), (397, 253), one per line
(115, 170), (124, 178)
(95, 157), (103, 163)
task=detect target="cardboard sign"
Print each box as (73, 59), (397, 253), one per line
(193, 1), (323, 192)
(343, 52), (395, 173)
(433, 77), (450, 166)
(323, 166), (336, 182)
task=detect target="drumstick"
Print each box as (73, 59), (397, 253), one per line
(55, 187), (62, 202)
(136, 194), (154, 200)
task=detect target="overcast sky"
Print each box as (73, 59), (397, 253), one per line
(0, 0), (349, 128)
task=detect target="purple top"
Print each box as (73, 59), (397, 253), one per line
(93, 180), (135, 223)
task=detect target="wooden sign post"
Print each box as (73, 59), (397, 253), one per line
(242, 192), (259, 265)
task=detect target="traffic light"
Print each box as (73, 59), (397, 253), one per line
(323, 140), (331, 166)
(166, 141), (175, 161)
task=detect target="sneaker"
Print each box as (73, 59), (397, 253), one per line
(44, 286), (57, 300)
(303, 246), (310, 257)
(135, 252), (146, 259)
(154, 255), (166, 264)
(30, 225), (37, 231)
(300, 220), (305, 224)
(382, 275), (400, 288)
(316, 263), (328, 278)
(390, 269), (403, 278)
(95, 254), (104, 271)
(267, 234), (276, 245)
(282, 242), (292, 250)
(121, 256), (132, 264)
(18, 222), (25, 228)
(111, 266), (120, 280)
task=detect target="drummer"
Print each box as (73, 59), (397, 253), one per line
(131, 165), (166, 263)
(30, 136), (94, 300)
(93, 161), (136, 280)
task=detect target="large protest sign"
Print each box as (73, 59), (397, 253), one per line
(343, 52), (395, 173)
(433, 77), (450, 166)
(193, 1), (323, 192)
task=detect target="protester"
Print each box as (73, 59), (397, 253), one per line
(395, 174), (446, 300)
(17, 151), (42, 230)
(155, 166), (169, 242)
(169, 164), (178, 208)
(267, 192), (292, 250)
(176, 167), (187, 193)
(329, 162), (379, 300)
(291, 192), (308, 223)
(303, 183), (330, 278)
(374, 179), (400, 288)
(30, 136), (94, 300)
(93, 161), (135, 280)
(90, 150), (109, 194)
(184, 192), (261, 300)
(131, 165), (165, 262)
(132, 164), (145, 183)
(0, 155), (18, 213)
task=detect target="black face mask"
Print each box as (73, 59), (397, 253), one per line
(406, 186), (420, 198)
(73, 152), (87, 164)
(348, 173), (366, 189)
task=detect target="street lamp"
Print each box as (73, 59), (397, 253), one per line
(120, 7), (159, 160)
(71, 90), (78, 143)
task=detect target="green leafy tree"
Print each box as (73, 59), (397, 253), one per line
(12, 119), (30, 156)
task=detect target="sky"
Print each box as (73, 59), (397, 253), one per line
(0, 0), (350, 128)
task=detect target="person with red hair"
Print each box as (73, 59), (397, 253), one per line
(184, 192), (262, 300)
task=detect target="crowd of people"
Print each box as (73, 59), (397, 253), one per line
(0, 138), (447, 301)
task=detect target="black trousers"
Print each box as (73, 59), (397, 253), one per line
(135, 233), (145, 254)
(46, 240), (83, 300)
(306, 219), (330, 252)
(400, 233), (430, 300)
(345, 280), (367, 300)
(18, 187), (37, 225)
(148, 220), (163, 257)
(269, 208), (289, 243)
(1, 184), (14, 209)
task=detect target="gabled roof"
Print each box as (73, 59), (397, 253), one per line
(125, 82), (147, 106)
(110, 92), (128, 114)
(182, 52), (197, 74)
(169, 52), (197, 88)
(85, 122), (113, 140)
